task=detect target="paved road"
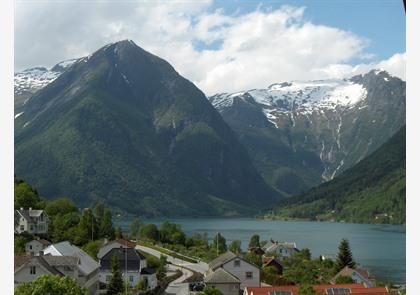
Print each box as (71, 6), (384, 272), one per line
(163, 265), (192, 295)
(135, 245), (209, 274)
(135, 245), (208, 295)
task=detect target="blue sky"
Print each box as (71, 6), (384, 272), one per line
(208, 0), (405, 63)
(15, 0), (406, 94)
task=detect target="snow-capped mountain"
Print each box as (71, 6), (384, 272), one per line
(14, 59), (80, 109)
(209, 70), (405, 195)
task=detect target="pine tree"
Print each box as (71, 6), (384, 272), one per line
(336, 239), (356, 271)
(248, 234), (260, 249)
(107, 253), (124, 295)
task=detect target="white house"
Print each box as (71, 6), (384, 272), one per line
(43, 241), (100, 294)
(263, 241), (299, 259)
(98, 246), (156, 290)
(15, 208), (49, 235)
(206, 251), (260, 293)
(332, 266), (376, 287)
(25, 239), (51, 256)
(14, 255), (79, 287)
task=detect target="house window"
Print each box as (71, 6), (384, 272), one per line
(234, 260), (241, 267)
(129, 276), (134, 282)
(106, 275), (111, 282)
(29, 245), (33, 250)
(20, 225), (24, 231)
(245, 272), (253, 279)
(30, 266), (36, 275)
(30, 225), (34, 231)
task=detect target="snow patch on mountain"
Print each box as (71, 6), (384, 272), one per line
(210, 78), (368, 126)
(14, 59), (79, 97)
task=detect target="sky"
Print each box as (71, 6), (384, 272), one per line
(15, 0), (406, 95)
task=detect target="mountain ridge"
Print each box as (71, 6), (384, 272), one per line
(209, 71), (405, 196)
(15, 40), (281, 217)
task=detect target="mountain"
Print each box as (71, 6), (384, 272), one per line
(270, 126), (406, 224)
(14, 59), (80, 111)
(15, 40), (280, 217)
(209, 72), (405, 195)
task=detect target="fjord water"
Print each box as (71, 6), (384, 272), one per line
(115, 218), (405, 284)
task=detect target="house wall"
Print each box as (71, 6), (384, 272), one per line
(142, 273), (157, 290)
(99, 270), (141, 287)
(206, 283), (240, 295)
(351, 273), (374, 288)
(14, 262), (53, 284)
(16, 213), (48, 235)
(25, 241), (44, 256)
(223, 258), (260, 289)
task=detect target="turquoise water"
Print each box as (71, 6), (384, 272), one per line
(115, 217), (405, 284)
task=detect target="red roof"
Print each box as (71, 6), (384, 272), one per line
(106, 239), (136, 248)
(245, 284), (393, 295)
(14, 256), (31, 269)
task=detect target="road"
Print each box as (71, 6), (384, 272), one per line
(135, 245), (209, 274)
(135, 245), (209, 295)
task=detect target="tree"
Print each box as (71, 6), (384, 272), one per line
(245, 252), (262, 267)
(115, 226), (123, 239)
(130, 218), (142, 240)
(74, 208), (98, 245)
(45, 198), (77, 217)
(213, 233), (227, 255)
(14, 181), (45, 210)
(296, 248), (311, 260)
(94, 202), (105, 233)
(229, 240), (242, 254)
(140, 224), (159, 241)
(298, 285), (317, 295)
(160, 221), (185, 244)
(248, 234), (260, 249)
(335, 275), (355, 284)
(15, 275), (87, 295)
(100, 209), (115, 240)
(82, 240), (103, 259)
(108, 253), (124, 295)
(336, 239), (356, 271)
(135, 277), (147, 291)
(197, 286), (223, 295)
(157, 255), (168, 280)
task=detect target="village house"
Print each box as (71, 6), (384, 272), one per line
(98, 240), (157, 290)
(43, 241), (100, 294)
(332, 266), (376, 288)
(205, 251), (260, 294)
(14, 255), (79, 287)
(204, 267), (241, 295)
(262, 256), (284, 275)
(25, 239), (51, 256)
(262, 240), (299, 260)
(15, 208), (49, 235)
(97, 238), (137, 259)
(244, 283), (397, 295)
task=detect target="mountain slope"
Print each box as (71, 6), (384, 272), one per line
(15, 40), (281, 217)
(270, 126), (406, 224)
(209, 72), (405, 195)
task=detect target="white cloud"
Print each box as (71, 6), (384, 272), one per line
(15, 1), (405, 95)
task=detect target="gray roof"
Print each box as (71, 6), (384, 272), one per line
(204, 268), (240, 284)
(16, 209), (47, 222)
(97, 239), (136, 259)
(15, 256), (63, 276)
(45, 241), (99, 275)
(43, 256), (79, 267)
(264, 242), (298, 253)
(208, 251), (238, 270)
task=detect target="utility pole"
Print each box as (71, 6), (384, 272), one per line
(216, 232), (219, 256)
